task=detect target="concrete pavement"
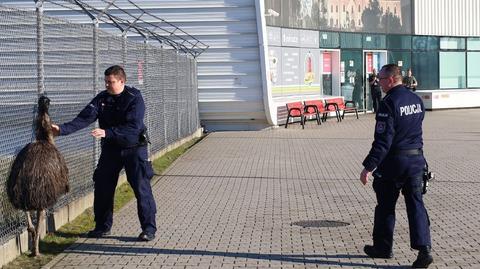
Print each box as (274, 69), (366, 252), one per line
(45, 109), (480, 268)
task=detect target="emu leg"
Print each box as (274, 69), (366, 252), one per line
(26, 211), (35, 234)
(26, 211), (36, 254)
(32, 210), (44, 256)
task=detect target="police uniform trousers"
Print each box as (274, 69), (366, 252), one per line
(372, 154), (431, 252)
(371, 87), (382, 112)
(93, 144), (157, 234)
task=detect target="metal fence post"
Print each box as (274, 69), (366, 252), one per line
(93, 19), (100, 165)
(35, 0), (44, 96)
(194, 59), (200, 130)
(143, 38), (150, 157)
(122, 33), (127, 68)
(176, 51), (181, 140)
(161, 47), (167, 147)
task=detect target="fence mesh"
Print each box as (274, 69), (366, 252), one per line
(0, 5), (199, 244)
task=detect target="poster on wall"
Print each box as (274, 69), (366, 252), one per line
(265, 0), (412, 34)
(281, 47), (301, 97)
(300, 49), (321, 96)
(268, 46), (283, 98)
(366, 53), (373, 74)
(322, 52), (333, 95)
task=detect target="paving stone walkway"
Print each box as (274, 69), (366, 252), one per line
(45, 109), (480, 269)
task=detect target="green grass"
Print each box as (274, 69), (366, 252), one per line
(3, 136), (203, 269)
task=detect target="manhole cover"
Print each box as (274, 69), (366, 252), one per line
(291, 220), (350, 228)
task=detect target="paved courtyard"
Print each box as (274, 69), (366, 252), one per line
(45, 109), (480, 269)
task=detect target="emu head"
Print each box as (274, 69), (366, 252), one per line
(38, 95), (51, 115)
(36, 95), (53, 144)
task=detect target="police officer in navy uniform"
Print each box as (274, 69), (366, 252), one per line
(359, 64), (433, 268)
(52, 65), (157, 241)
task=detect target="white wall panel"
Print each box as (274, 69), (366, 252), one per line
(3, 0), (266, 130)
(415, 0), (480, 36)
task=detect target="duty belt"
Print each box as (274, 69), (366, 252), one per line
(392, 148), (423, 155)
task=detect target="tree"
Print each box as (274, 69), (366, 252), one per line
(381, 11), (402, 33)
(318, 0), (328, 28)
(361, 0), (382, 32)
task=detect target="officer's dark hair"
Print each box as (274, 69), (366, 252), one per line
(104, 65), (126, 82)
(381, 64), (402, 81)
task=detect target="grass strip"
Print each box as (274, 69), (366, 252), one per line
(3, 136), (202, 269)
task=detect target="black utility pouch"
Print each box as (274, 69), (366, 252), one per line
(139, 128), (151, 146)
(422, 163), (435, 194)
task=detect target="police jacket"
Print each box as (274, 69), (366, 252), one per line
(362, 84), (424, 172)
(59, 85), (146, 148)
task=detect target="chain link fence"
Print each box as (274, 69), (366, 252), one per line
(0, 5), (200, 244)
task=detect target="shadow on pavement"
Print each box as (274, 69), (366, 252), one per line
(63, 242), (410, 268)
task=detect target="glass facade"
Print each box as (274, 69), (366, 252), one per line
(389, 51), (411, 75)
(467, 52), (480, 87)
(319, 32), (340, 48)
(265, 0), (413, 34)
(340, 33), (362, 48)
(363, 34), (386, 49)
(440, 37), (465, 50)
(412, 51), (439, 90)
(439, 52), (466, 88)
(467, 38), (480, 50)
(265, 0), (480, 105)
(341, 50), (364, 109)
(387, 35), (411, 50)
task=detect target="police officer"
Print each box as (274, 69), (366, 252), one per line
(52, 65), (157, 241)
(359, 64), (433, 268)
(368, 68), (382, 112)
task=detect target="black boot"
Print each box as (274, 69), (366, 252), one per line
(412, 246), (433, 268)
(364, 245), (393, 259)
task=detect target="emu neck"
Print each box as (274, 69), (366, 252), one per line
(36, 111), (54, 145)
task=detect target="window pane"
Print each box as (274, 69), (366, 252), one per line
(440, 37), (465, 50)
(320, 32), (339, 48)
(363, 34), (386, 49)
(340, 50), (364, 109)
(389, 51), (411, 75)
(340, 33), (362, 48)
(412, 36), (438, 50)
(387, 35), (411, 50)
(412, 51), (439, 90)
(467, 38), (480, 51)
(440, 51), (466, 88)
(467, 52), (480, 87)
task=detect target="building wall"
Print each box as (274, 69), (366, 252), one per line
(415, 0), (480, 36)
(1, 0), (268, 131)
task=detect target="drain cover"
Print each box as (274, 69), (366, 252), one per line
(291, 220), (350, 228)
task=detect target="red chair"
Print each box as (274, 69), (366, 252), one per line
(304, 100), (326, 124)
(325, 98), (358, 121)
(285, 102), (318, 129)
(324, 98), (342, 122)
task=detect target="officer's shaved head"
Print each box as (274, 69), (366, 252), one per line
(380, 64), (402, 82)
(378, 63), (403, 92)
(105, 65), (126, 82)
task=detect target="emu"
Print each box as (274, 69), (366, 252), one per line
(7, 95), (69, 256)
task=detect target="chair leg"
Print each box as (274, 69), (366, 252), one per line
(316, 112), (321, 125)
(355, 109), (359, 119)
(301, 115), (305, 129)
(285, 114), (290, 128)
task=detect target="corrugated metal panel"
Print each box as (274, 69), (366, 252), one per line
(3, 0), (266, 130)
(415, 0), (480, 36)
